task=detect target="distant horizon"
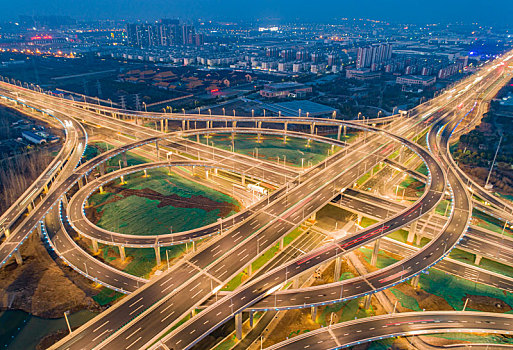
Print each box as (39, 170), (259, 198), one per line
(1, 0), (512, 27)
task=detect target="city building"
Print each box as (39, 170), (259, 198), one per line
(356, 43), (393, 70)
(259, 82), (312, 99)
(396, 75), (436, 87)
(345, 68), (381, 80)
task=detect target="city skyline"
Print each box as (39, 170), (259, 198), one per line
(1, 0), (513, 25)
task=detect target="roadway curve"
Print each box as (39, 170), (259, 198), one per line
(264, 311), (513, 350)
(145, 120), (450, 349)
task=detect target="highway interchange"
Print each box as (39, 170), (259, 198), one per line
(0, 50), (512, 349)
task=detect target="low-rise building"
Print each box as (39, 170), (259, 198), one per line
(396, 75), (436, 87)
(259, 82), (312, 99)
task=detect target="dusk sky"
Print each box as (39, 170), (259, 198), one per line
(2, 0), (513, 25)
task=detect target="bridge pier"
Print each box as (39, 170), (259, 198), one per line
(14, 250), (23, 265)
(241, 174), (246, 185)
(411, 274), (420, 289)
(311, 306), (317, 322)
(196, 134), (200, 143)
(235, 312), (243, 340)
(249, 311), (254, 327)
(43, 184), (49, 193)
(119, 246), (126, 261)
(160, 120), (164, 133)
(232, 121), (237, 129)
(156, 140), (160, 159)
(4, 228), (10, 239)
(370, 238), (380, 266)
(364, 294), (372, 310)
(334, 256), (342, 281)
(123, 153), (128, 167)
(279, 237), (284, 251)
(91, 239), (99, 254)
(247, 263), (252, 277)
(35, 223), (43, 238)
(337, 125), (342, 141)
(155, 245), (161, 265)
(283, 122), (288, 143)
(310, 123), (315, 134)
(99, 163), (106, 176)
(182, 120), (186, 131)
(99, 185), (104, 194)
(165, 119), (169, 132)
(475, 254), (482, 265)
(407, 221), (417, 244)
(357, 213), (362, 226)
(416, 233), (423, 246)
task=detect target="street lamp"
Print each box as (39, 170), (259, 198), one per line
(222, 107), (225, 116)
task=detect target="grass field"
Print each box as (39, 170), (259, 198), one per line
(191, 133), (341, 167)
(88, 168), (240, 236)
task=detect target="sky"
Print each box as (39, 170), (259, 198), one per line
(2, 0), (512, 25)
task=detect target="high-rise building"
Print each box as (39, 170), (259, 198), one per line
(126, 19), (201, 48)
(356, 43), (393, 70)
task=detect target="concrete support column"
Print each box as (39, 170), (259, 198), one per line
(91, 239), (99, 254)
(249, 311), (254, 328)
(411, 274), (420, 289)
(337, 125), (342, 141)
(78, 177), (84, 189)
(155, 245), (162, 266)
(196, 134), (200, 143)
(235, 312), (243, 340)
(156, 140), (160, 160)
(475, 254), (482, 265)
(247, 263), (252, 277)
(99, 163), (106, 176)
(310, 212), (316, 222)
(370, 238), (380, 266)
(257, 133), (261, 143)
(14, 250), (22, 265)
(62, 193), (69, 208)
(119, 246), (126, 261)
(284, 122), (288, 143)
(232, 121), (237, 128)
(35, 223), (43, 238)
(43, 184), (49, 193)
(99, 186), (104, 194)
(123, 153), (128, 167)
(241, 174), (246, 185)
(165, 119), (169, 132)
(364, 294), (372, 310)
(310, 123), (315, 134)
(182, 120), (186, 131)
(416, 233), (423, 246)
(357, 213), (362, 225)
(160, 120), (164, 132)
(279, 237), (284, 251)
(407, 221), (417, 244)
(192, 240), (196, 252)
(4, 228), (10, 239)
(334, 256), (342, 281)
(311, 306), (317, 322)
(343, 125), (347, 138)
